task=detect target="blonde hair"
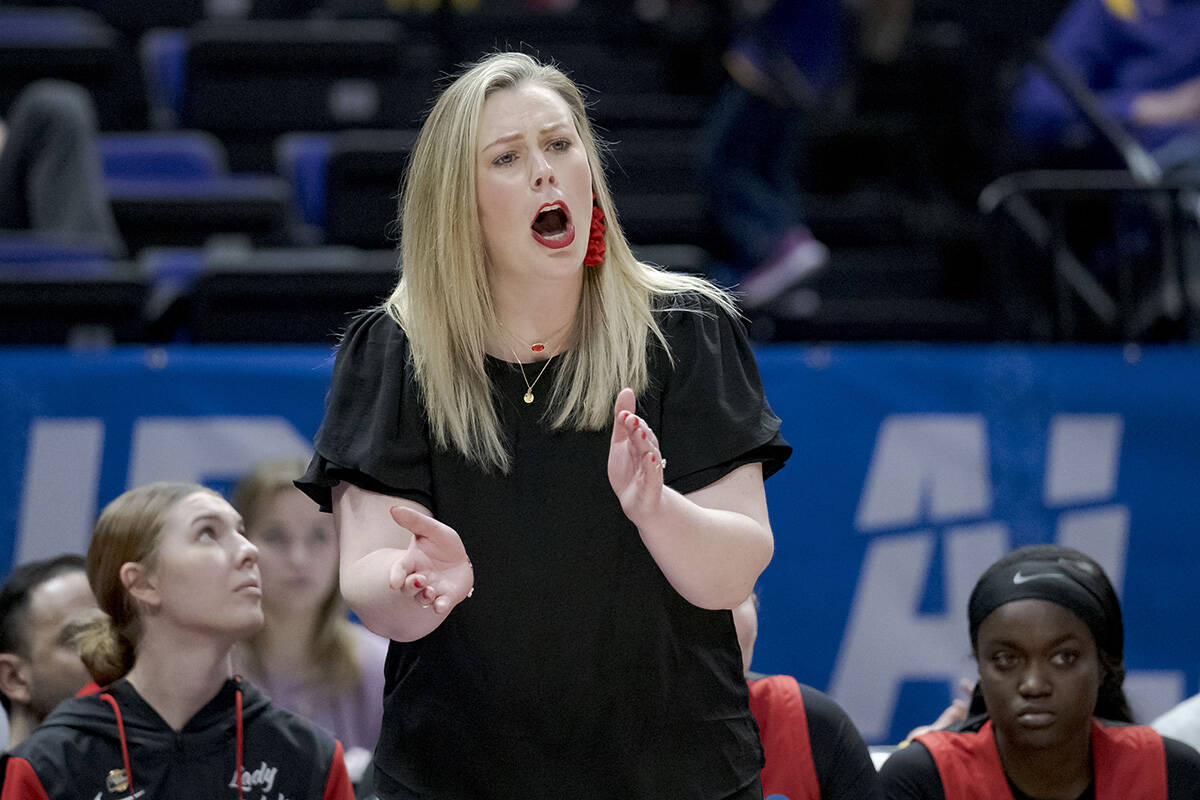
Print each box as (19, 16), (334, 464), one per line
(233, 458), (359, 691)
(75, 482), (218, 686)
(387, 51), (735, 472)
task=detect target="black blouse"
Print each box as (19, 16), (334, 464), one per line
(298, 293), (791, 800)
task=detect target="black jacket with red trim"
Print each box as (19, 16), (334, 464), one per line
(879, 714), (1200, 800)
(0, 677), (354, 800)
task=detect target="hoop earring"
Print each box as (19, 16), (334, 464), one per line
(584, 194), (606, 267)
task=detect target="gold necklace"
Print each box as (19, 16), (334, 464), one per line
(510, 348), (555, 404)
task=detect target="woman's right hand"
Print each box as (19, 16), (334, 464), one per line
(387, 506), (475, 615)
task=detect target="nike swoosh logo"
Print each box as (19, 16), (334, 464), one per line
(1012, 571), (1072, 585)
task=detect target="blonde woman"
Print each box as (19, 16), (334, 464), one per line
(233, 458), (387, 764)
(0, 482), (354, 800)
(298, 51), (791, 800)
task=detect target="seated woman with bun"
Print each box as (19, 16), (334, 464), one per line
(880, 544), (1200, 800)
(0, 482), (354, 800)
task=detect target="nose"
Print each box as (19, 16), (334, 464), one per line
(234, 531), (259, 568)
(1018, 661), (1052, 697)
(288, 539), (306, 564)
(530, 150), (556, 188)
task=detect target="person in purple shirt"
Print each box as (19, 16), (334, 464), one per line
(231, 458), (388, 787)
(1011, 0), (1200, 171)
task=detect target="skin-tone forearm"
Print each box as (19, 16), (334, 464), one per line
(333, 484), (473, 642)
(1132, 75), (1200, 127)
(608, 388), (774, 610)
(634, 470), (774, 610)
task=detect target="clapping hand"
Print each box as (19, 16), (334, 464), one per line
(607, 387), (666, 524)
(387, 505), (475, 615)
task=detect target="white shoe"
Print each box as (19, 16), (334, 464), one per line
(740, 230), (829, 309)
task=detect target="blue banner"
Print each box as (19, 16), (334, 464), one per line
(2, 343), (1198, 744)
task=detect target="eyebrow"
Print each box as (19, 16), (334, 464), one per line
(191, 512), (235, 527)
(990, 633), (1082, 650)
(481, 122), (572, 152)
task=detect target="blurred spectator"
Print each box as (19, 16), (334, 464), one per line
(1010, 0), (1200, 174)
(1153, 693), (1200, 754)
(879, 544), (1200, 799)
(699, 0), (912, 311)
(0, 555), (97, 750)
(1, 482), (354, 799)
(0, 80), (124, 256)
(733, 593), (882, 799)
(232, 458), (387, 780)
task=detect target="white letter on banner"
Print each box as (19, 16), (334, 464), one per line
(829, 524), (1008, 742)
(1044, 414), (1123, 507)
(129, 418), (312, 488)
(856, 415), (991, 531)
(1055, 505), (1129, 597)
(17, 419), (105, 563)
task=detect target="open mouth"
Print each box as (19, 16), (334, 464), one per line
(530, 202), (576, 250)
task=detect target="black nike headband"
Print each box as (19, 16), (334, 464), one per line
(968, 544), (1123, 663)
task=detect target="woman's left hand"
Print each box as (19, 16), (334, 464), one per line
(607, 387), (665, 524)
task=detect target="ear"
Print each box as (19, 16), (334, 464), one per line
(119, 561), (159, 610)
(0, 653), (32, 705)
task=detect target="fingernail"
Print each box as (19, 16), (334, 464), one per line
(413, 579), (423, 589)
(641, 431), (646, 439)
(632, 418), (639, 428)
(650, 455), (657, 462)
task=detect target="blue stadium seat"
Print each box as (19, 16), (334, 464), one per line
(275, 130), (417, 248)
(100, 131), (227, 180)
(0, 233), (145, 345)
(177, 19), (440, 171)
(274, 132), (334, 239)
(97, 132), (293, 252)
(139, 28), (189, 130)
(0, 234), (117, 276)
(140, 243), (398, 342)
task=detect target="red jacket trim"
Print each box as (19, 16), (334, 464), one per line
(748, 674), (821, 800)
(919, 718), (1168, 800)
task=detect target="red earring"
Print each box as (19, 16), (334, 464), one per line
(584, 194), (606, 267)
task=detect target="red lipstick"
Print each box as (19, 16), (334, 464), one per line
(530, 201), (576, 250)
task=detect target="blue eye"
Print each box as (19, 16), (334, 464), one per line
(492, 152), (516, 166)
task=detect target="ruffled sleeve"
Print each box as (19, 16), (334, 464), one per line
(296, 308), (433, 512)
(654, 294), (791, 496)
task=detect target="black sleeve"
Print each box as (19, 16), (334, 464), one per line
(801, 685), (884, 800)
(655, 295), (791, 495)
(295, 308), (434, 512)
(1164, 736), (1200, 799)
(877, 740), (946, 800)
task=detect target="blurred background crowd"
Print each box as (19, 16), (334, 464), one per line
(3, 0), (1197, 347)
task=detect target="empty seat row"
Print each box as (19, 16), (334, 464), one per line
(0, 241), (712, 345)
(3, 6), (716, 156)
(82, 127), (710, 254)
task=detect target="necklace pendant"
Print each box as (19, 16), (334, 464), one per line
(523, 391), (534, 404)
(530, 342), (546, 353)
